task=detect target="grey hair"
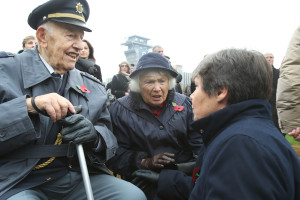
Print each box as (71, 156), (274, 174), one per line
(129, 69), (176, 93)
(191, 48), (272, 105)
(40, 21), (54, 34)
(152, 45), (163, 52)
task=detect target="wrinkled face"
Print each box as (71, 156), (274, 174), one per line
(79, 41), (89, 59)
(41, 22), (84, 74)
(264, 53), (274, 65)
(190, 75), (219, 120)
(23, 39), (37, 50)
(139, 72), (169, 107)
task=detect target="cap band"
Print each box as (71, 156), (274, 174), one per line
(48, 13), (85, 22)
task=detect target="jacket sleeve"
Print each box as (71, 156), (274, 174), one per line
(111, 75), (127, 98)
(276, 25), (300, 134)
(0, 95), (38, 156)
(157, 169), (194, 200)
(106, 102), (149, 178)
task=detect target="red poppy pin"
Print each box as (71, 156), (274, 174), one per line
(77, 85), (90, 94)
(192, 167), (200, 182)
(172, 102), (184, 111)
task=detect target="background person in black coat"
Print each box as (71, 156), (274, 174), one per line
(111, 61), (130, 99)
(264, 52), (280, 131)
(75, 39), (102, 82)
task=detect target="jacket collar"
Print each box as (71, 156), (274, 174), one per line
(191, 99), (272, 145)
(21, 47), (87, 98)
(22, 47), (52, 89)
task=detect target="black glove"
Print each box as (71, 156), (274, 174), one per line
(59, 114), (99, 148)
(176, 161), (196, 176)
(131, 170), (159, 190)
(141, 152), (175, 169)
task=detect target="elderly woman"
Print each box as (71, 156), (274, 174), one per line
(139, 49), (300, 200)
(106, 52), (203, 199)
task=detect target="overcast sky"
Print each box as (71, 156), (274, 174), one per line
(2, 0), (300, 81)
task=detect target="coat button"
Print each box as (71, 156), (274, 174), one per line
(200, 129), (204, 134)
(159, 126), (164, 130)
(0, 130), (6, 138)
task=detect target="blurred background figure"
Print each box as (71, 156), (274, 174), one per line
(152, 45), (164, 55)
(111, 61), (130, 99)
(264, 52), (280, 131)
(17, 35), (37, 54)
(130, 63), (135, 74)
(173, 65), (183, 94)
(75, 39), (102, 82)
(277, 26), (300, 148)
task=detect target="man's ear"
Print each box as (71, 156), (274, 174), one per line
(217, 87), (228, 103)
(36, 27), (47, 48)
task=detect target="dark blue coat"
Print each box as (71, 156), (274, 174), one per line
(157, 100), (300, 200)
(107, 91), (203, 179)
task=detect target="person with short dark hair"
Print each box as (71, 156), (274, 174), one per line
(151, 49), (300, 200)
(0, 0), (146, 199)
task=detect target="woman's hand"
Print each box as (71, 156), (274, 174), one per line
(141, 152), (175, 169)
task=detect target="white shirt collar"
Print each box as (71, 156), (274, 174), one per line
(39, 54), (63, 78)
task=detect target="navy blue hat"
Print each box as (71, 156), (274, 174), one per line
(28, 0), (91, 32)
(130, 52), (178, 78)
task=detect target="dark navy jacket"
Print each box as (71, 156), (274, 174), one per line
(157, 100), (300, 200)
(107, 91), (203, 179)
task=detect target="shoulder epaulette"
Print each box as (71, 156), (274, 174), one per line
(0, 51), (15, 58)
(81, 72), (105, 87)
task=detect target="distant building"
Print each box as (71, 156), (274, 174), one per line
(121, 35), (152, 66)
(181, 71), (191, 93)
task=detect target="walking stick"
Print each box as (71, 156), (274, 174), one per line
(68, 106), (94, 200)
(76, 144), (94, 200)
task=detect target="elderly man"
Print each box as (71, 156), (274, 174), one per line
(106, 52), (203, 199)
(152, 45), (164, 56)
(0, 0), (145, 199)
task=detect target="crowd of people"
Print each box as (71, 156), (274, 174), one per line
(0, 0), (299, 199)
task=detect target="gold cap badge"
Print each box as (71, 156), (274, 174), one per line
(76, 3), (83, 15)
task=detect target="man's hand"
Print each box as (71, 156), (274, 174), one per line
(288, 127), (300, 142)
(26, 93), (75, 122)
(141, 152), (175, 169)
(59, 114), (99, 147)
